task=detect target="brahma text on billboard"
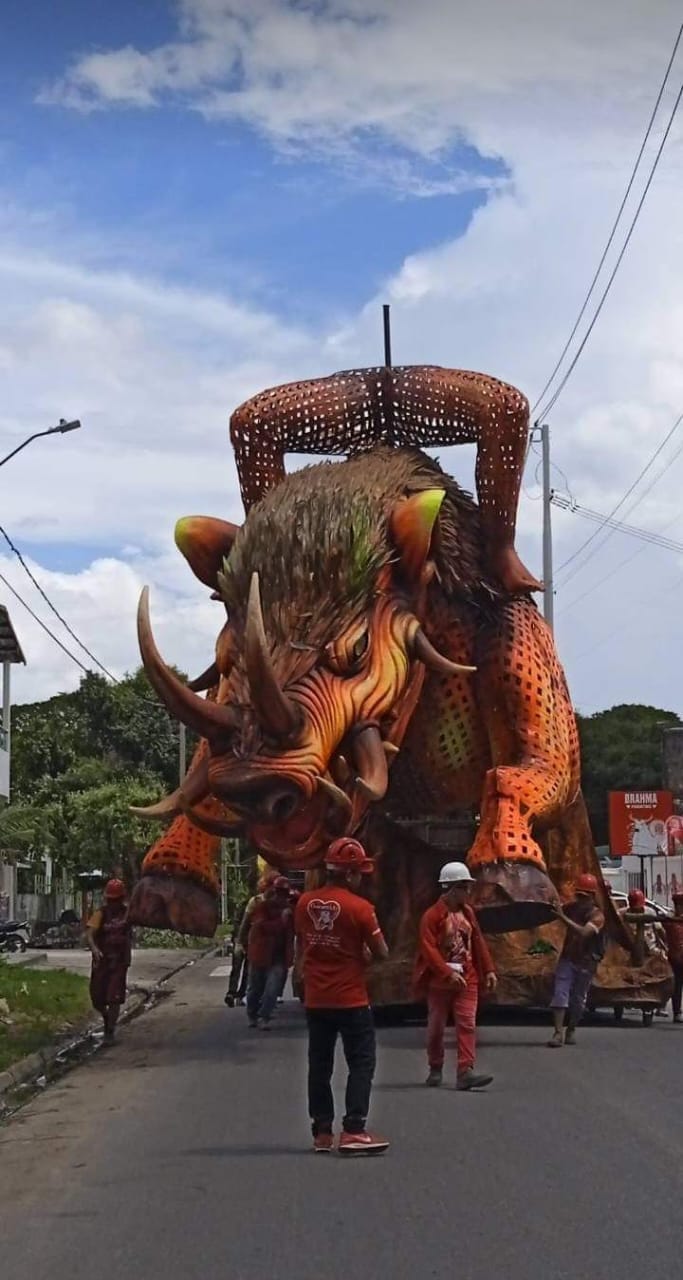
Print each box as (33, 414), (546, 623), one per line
(608, 790), (673, 858)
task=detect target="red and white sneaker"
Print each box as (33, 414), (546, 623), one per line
(312, 1133), (335, 1154)
(338, 1131), (389, 1156)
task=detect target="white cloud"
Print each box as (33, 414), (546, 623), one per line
(4, 0), (683, 715)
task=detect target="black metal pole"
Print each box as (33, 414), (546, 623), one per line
(382, 304), (392, 367)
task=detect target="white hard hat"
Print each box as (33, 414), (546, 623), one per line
(438, 861), (474, 885)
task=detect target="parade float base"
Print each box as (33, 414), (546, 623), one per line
(487, 922), (673, 1011)
(366, 921), (673, 1012)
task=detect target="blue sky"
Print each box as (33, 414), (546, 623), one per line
(2, 1), (683, 712)
(3, 0), (500, 326)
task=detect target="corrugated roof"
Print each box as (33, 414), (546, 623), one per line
(0, 604), (26, 664)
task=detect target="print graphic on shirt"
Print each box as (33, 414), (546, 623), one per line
(443, 911), (472, 967)
(307, 899), (341, 932)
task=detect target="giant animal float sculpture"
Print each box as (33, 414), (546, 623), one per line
(129, 366), (671, 1010)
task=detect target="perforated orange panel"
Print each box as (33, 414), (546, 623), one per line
(230, 366), (528, 563)
(142, 806), (222, 894)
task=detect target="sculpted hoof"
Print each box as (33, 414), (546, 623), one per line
(128, 875), (218, 938)
(470, 862), (560, 934)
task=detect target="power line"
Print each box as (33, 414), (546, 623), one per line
(558, 422), (683, 588)
(564, 561), (683, 665)
(555, 409), (683, 580)
(0, 569), (91, 675)
(0, 523), (119, 682)
(551, 494), (683, 554)
(531, 22), (683, 417)
(537, 74), (683, 419)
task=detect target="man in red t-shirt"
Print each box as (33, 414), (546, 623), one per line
(661, 891), (683, 1022)
(414, 861), (497, 1090)
(295, 838), (389, 1155)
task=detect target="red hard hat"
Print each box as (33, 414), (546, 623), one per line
(628, 889), (646, 909)
(104, 878), (126, 900)
(326, 837), (374, 874)
(272, 876), (290, 891)
(575, 873), (599, 896)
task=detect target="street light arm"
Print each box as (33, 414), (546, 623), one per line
(0, 420), (81, 469)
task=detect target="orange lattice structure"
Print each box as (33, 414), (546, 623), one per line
(128, 365), (666, 1006)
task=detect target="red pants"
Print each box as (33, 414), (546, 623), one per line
(427, 971), (479, 1073)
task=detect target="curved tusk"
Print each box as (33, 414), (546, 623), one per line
(413, 628), (476, 677)
(317, 774), (353, 821)
(187, 662), (220, 692)
(130, 756), (211, 822)
(245, 571), (300, 741)
(352, 723), (389, 803)
(383, 742), (400, 758)
(177, 793), (245, 837)
(137, 588), (238, 739)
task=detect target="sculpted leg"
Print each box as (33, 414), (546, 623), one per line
(229, 365), (539, 591)
(470, 598), (580, 930)
(128, 810), (222, 937)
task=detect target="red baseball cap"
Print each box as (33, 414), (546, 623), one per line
(575, 873), (599, 896)
(325, 837), (374, 874)
(104, 878), (127, 900)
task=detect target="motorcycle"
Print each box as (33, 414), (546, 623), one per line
(0, 919), (30, 954)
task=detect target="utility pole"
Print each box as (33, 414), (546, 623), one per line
(540, 421), (554, 633)
(178, 722), (186, 783)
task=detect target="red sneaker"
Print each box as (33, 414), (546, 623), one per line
(338, 1131), (389, 1156)
(312, 1133), (334, 1154)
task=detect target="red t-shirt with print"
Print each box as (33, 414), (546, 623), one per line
(295, 886), (384, 1009)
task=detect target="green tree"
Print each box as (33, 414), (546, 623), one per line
(2, 667), (187, 881)
(577, 704), (681, 846)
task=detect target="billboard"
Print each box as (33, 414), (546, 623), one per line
(608, 790), (673, 858)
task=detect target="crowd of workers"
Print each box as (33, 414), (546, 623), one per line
(83, 850), (683, 1158)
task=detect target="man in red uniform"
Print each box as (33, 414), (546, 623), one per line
(295, 838), (389, 1155)
(86, 879), (132, 1045)
(547, 872), (605, 1047)
(244, 876), (293, 1030)
(414, 861), (497, 1090)
(661, 890), (683, 1022)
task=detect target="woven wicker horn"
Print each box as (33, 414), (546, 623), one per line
(245, 572), (300, 741)
(137, 588), (237, 738)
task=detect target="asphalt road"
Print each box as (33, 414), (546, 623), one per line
(1, 955), (682, 1280)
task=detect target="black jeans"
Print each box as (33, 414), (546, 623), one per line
(673, 963), (683, 1018)
(306, 1006), (376, 1136)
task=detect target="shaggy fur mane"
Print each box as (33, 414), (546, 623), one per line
(220, 447), (499, 646)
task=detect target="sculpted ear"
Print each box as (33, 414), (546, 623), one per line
(390, 489), (445, 585)
(174, 516), (239, 589)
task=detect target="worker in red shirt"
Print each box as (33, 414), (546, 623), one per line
(294, 838), (389, 1156)
(661, 890), (683, 1022)
(244, 876), (293, 1030)
(414, 861), (497, 1090)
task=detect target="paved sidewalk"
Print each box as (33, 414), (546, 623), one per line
(13, 947), (206, 988)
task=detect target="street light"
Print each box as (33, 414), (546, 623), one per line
(0, 419), (82, 469)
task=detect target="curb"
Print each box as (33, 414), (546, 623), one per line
(0, 946), (219, 1105)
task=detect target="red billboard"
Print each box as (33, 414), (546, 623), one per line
(608, 790), (673, 858)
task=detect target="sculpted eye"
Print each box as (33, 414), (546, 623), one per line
(351, 631), (369, 662)
(325, 625), (371, 675)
